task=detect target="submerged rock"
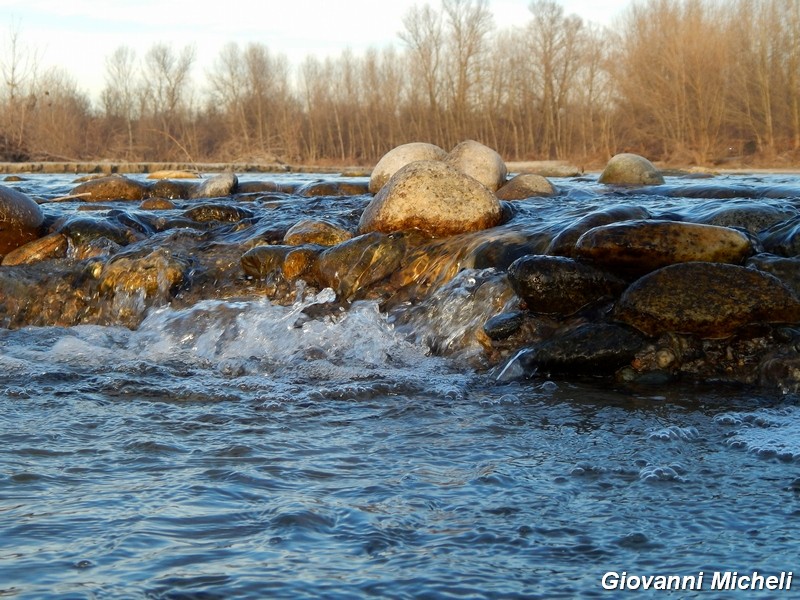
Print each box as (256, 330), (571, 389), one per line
(508, 255), (626, 315)
(495, 173), (555, 200)
(283, 219), (352, 246)
(598, 153), (664, 185)
(298, 181), (369, 197)
(71, 175), (149, 201)
(241, 245), (293, 279)
(359, 160), (502, 237)
(614, 262), (800, 338)
(148, 179), (193, 200)
(1, 232), (68, 266)
(514, 323), (647, 376)
(746, 254), (800, 297)
(760, 216), (800, 256)
(574, 220), (753, 275)
(0, 184), (44, 255)
(369, 142), (448, 194)
(445, 139), (507, 192)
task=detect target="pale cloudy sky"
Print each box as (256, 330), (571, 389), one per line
(0, 0), (628, 98)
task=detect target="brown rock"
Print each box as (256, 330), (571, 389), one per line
(547, 205), (651, 258)
(0, 184), (44, 255)
(71, 175), (149, 201)
(495, 173), (555, 200)
(284, 219), (352, 246)
(446, 139), (507, 192)
(369, 142), (448, 194)
(598, 153), (664, 185)
(1, 233), (68, 266)
(614, 262), (800, 338)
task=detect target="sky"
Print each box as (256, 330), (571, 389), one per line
(0, 0), (629, 99)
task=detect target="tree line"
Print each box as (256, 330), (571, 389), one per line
(1, 0), (798, 166)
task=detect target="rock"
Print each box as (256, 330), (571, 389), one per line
(148, 179), (193, 200)
(147, 170), (199, 179)
(484, 311), (526, 341)
(515, 323), (647, 375)
(298, 181), (370, 197)
(369, 142), (447, 194)
(98, 248), (190, 299)
(1, 232), (68, 266)
(241, 245), (292, 279)
(495, 174), (555, 200)
(140, 198), (177, 210)
(190, 173), (238, 199)
(547, 205), (651, 258)
(689, 200), (797, 233)
(506, 161), (582, 178)
(183, 204), (253, 223)
(445, 139), (507, 192)
(614, 262), (800, 338)
(316, 232), (407, 299)
(574, 220), (753, 275)
(358, 160), (502, 237)
(282, 246), (321, 280)
(57, 215), (137, 246)
(0, 184), (45, 255)
(71, 175), (149, 201)
(284, 219), (352, 246)
(508, 255), (627, 315)
(598, 153), (664, 185)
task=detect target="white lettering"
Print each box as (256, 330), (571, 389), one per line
(601, 572), (619, 590)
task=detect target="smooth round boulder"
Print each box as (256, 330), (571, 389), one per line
(445, 140), (507, 192)
(508, 255), (627, 315)
(495, 174), (555, 200)
(71, 175), (149, 201)
(369, 142), (447, 194)
(574, 220), (753, 275)
(614, 262), (800, 338)
(359, 160), (502, 237)
(0, 184), (44, 255)
(598, 153), (664, 185)
(190, 173), (238, 199)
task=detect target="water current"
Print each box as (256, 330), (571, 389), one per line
(1, 172), (800, 598)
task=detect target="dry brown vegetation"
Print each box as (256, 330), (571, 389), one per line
(1, 0), (798, 167)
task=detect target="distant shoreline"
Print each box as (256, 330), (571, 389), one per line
(1, 160), (798, 177)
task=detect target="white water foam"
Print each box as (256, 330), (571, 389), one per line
(715, 407), (800, 461)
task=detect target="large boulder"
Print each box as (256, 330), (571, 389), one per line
(574, 220), (753, 275)
(445, 139), (507, 192)
(508, 255), (626, 315)
(614, 262), (800, 338)
(598, 153), (664, 185)
(358, 160), (502, 237)
(0, 184), (44, 255)
(369, 142), (447, 194)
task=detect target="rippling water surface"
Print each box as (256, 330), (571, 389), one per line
(1, 172), (800, 598)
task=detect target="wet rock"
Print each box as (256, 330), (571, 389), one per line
(547, 205), (651, 258)
(98, 247), (190, 299)
(746, 254), (800, 297)
(369, 142), (448, 194)
(471, 235), (547, 270)
(71, 175), (149, 201)
(508, 255), (626, 315)
(1, 232), (68, 266)
(148, 179), (193, 200)
(283, 219), (353, 246)
(298, 181), (369, 197)
(446, 139), (507, 192)
(57, 215), (137, 247)
(183, 204), (253, 223)
(282, 246), (321, 281)
(495, 173), (555, 200)
(359, 160), (502, 237)
(190, 173), (238, 199)
(484, 311), (526, 340)
(140, 198), (177, 210)
(147, 170), (199, 180)
(0, 184), (45, 255)
(516, 323), (647, 375)
(690, 200), (796, 233)
(598, 153), (664, 185)
(614, 262), (800, 338)
(316, 232), (407, 299)
(241, 245), (292, 279)
(574, 220), (753, 275)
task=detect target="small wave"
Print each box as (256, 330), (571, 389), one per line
(715, 407), (800, 461)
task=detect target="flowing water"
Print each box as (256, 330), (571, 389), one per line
(1, 172), (800, 598)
